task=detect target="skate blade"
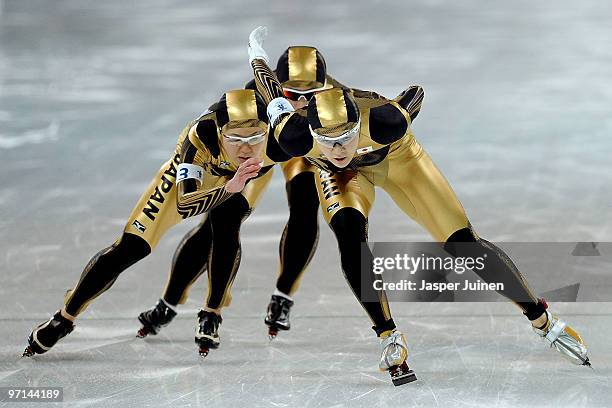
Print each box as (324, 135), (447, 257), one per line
(196, 338), (219, 357)
(136, 326), (153, 339)
(21, 346), (35, 358)
(390, 363), (417, 386)
(268, 328), (278, 341)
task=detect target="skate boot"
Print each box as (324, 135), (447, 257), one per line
(264, 294), (293, 340)
(137, 299), (177, 338)
(22, 311), (75, 357)
(195, 310), (221, 357)
(533, 309), (590, 366)
(379, 330), (417, 386)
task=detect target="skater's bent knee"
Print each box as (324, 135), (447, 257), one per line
(110, 233), (152, 263)
(330, 208), (366, 231)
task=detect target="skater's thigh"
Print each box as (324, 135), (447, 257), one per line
(382, 139), (468, 242)
(315, 168), (375, 224)
(280, 157), (316, 183)
(124, 156), (183, 250)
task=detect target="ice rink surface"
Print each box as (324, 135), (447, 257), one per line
(1, 0), (611, 406)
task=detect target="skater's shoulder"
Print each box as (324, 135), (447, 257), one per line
(184, 115), (221, 159)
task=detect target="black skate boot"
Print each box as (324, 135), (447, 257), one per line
(264, 294), (294, 340)
(195, 310), (222, 357)
(22, 311), (75, 357)
(136, 299), (177, 338)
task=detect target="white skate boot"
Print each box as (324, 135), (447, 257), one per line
(533, 310), (590, 366)
(379, 330), (417, 386)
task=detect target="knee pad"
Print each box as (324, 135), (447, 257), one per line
(105, 233), (152, 278)
(329, 207), (368, 242)
(443, 227), (477, 257)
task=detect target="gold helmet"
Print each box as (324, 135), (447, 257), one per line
(276, 46), (327, 93)
(216, 89), (268, 133)
(307, 88), (360, 142)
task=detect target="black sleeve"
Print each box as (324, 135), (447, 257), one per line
(368, 103), (409, 145)
(265, 130), (292, 162)
(244, 78), (257, 91)
(274, 112), (313, 157)
(394, 86), (424, 122)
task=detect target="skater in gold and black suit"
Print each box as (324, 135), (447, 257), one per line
(245, 26), (590, 385)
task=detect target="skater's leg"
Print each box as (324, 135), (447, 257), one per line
(136, 216), (213, 337)
(195, 170), (273, 355)
(444, 226), (545, 319)
(329, 208), (395, 334)
(202, 169), (273, 313)
(64, 232), (152, 317)
(265, 160), (319, 337)
(162, 215), (213, 306)
(328, 206), (415, 384)
(276, 159), (320, 296)
(382, 138), (544, 317)
(26, 155), (183, 356)
(315, 169), (395, 335)
(65, 154), (184, 317)
(382, 136), (589, 365)
(202, 195), (249, 312)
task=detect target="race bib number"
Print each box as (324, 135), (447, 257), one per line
(177, 163), (204, 183)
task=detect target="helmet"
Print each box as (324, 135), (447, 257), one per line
(276, 46), (327, 92)
(215, 89), (268, 133)
(307, 88), (359, 136)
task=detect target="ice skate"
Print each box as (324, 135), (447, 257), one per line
(195, 310), (221, 357)
(136, 299), (177, 338)
(379, 330), (417, 386)
(264, 294), (293, 340)
(22, 311), (75, 357)
(533, 310), (590, 367)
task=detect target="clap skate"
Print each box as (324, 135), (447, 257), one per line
(264, 294), (293, 340)
(379, 330), (417, 386)
(533, 309), (590, 367)
(136, 299), (177, 338)
(195, 310), (221, 357)
(22, 311), (75, 357)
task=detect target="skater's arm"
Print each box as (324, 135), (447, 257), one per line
(249, 47), (311, 156)
(175, 125), (243, 218)
(393, 85), (424, 122)
(367, 98), (412, 145)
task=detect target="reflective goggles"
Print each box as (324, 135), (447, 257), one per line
(309, 119), (361, 148)
(282, 85), (327, 102)
(222, 131), (266, 146)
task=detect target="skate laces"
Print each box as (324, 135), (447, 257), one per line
(198, 311), (221, 333)
(152, 300), (176, 321)
(534, 311), (565, 345)
(381, 331), (405, 350)
(52, 311), (75, 333)
(380, 331), (408, 370)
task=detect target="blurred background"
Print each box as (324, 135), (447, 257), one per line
(1, 1), (611, 406)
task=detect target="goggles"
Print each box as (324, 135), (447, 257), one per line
(309, 119), (361, 148)
(282, 85), (327, 102)
(222, 131), (266, 146)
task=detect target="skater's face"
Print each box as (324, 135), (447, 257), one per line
(221, 126), (267, 165)
(312, 121), (360, 168)
(316, 136), (359, 168)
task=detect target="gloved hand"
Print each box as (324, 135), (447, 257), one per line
(248, 26), (270, 64)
